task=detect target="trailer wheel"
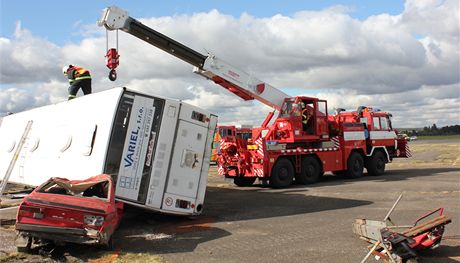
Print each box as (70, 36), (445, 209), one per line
(270, 158), (294, 188)
(367, 151), (386, 176)
(234, 177), (257, 187)
(346, 152), (364, 178)
(295, 156), (321, 184)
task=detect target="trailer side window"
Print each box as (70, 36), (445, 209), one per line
(29, 138), (40, 152)
(6, 141), (16, 152)
(81, 124), (97, 156)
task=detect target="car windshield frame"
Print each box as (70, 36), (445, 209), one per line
(37, 177), (111, 202)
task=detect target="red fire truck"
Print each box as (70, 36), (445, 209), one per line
(211, 126), (252, 164)
(98, 6), (411, 188)
(219, 104), (411, 187)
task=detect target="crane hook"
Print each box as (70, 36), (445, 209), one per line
(108, 69), (117, 81)
(105, 30), (120, 81)
(106, 48), (119, 81)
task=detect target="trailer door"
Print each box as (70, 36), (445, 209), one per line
(165, 120), (207, 200)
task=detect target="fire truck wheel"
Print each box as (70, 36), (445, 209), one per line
(295, 156), (321, 184)
(367, 151), (386, 176)
(347, 152), (364, 178)
(270, 158), (294, 188)
(234, 177), (257, 187)
(332, 170), (346, 176)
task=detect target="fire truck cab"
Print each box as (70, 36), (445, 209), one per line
(268, 97), (330, 144)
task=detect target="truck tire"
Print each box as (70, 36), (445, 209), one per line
(234, 177), (257, 187)
(270, 158), (294, 188)
(332, 170), (346, 176)
(346, 152), (364, 179)
(295, 156), (321, 184)
(367, 151), (386, 176)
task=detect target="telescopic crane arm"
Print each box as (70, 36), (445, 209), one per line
(98, 6), (289, 111)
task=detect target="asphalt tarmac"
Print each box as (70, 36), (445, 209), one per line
(1, 139), (459, 262)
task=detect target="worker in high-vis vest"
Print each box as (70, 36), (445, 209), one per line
(62, 65), (92, 100)
(301, 102), (313, 134)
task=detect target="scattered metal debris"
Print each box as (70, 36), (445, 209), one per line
(353, 194), (452, 263)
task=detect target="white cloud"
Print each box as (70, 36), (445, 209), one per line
(1, 0), (459, 128)
(0, 22), (63, 83)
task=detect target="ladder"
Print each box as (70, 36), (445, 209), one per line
(0, 120), (33, 197)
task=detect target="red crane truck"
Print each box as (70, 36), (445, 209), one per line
(98, 6), (411, 189)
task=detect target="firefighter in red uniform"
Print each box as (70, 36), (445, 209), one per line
(62, 65), (92, 100)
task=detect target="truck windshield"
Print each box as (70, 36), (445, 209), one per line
(219, 128), (234, 137)
(279, 99), (295, 118)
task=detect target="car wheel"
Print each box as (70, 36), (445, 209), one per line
(270, 158), (294, 188)
(104, 236), (114, 250)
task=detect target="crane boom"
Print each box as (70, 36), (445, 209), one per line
(98, 6), (289, 111)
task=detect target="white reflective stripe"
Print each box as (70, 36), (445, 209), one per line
(331, 136), (340, 148)
(369, 131), (396, 140)
(344, 131), (365, 141)
(281, 147), (339, 153)
(256, 138), (264, 157)
(254, 168), (264, 176)
(405, 144), (412, 157)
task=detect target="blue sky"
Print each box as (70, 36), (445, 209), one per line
(1, 0), (458, 127)
(1, 0), (404, 44)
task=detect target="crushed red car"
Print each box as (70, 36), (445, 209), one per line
(15, 174), (123, 251)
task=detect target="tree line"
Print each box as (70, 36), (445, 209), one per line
(401, 124), (460, 136)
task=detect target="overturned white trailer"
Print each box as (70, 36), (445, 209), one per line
(0, 87), (217, 215)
